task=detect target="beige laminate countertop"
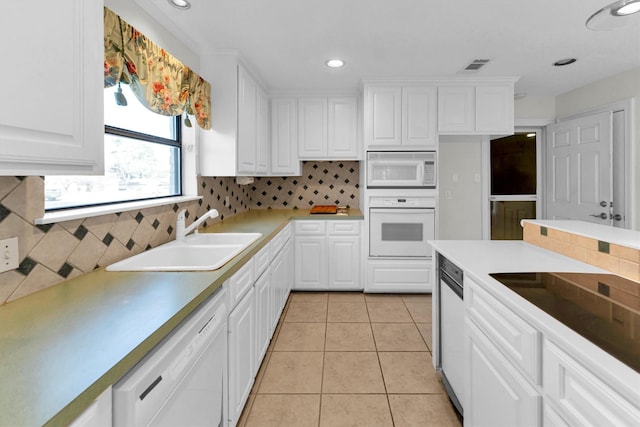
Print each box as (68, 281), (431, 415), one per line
(0, 208), (362, 427)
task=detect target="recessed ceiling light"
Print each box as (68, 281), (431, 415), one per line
(612, 0), (640, 15)
(326, 59), (345, 68)
(553, 58), (577, 67)
(168, 0), (191, 10)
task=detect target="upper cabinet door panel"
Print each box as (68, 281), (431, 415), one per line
(475, 85), (514, 134)
(328, 97), (358, 158)
(237, 66), (258, 175)
(298, 97), (327, 158)
(270, 98), (300, 175)
(367, 86), (402, 146)
(437, 86), (475, 133)
(402, 86), (437, 147)
(0, 0), (104, 175)
(256, 87), (269, 174)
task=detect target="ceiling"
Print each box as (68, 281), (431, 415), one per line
(135, 0), (640, 97)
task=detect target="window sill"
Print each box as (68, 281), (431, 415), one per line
(34, 195), (203, 225)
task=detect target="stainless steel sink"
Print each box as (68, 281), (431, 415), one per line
(106, 233), (262, 272)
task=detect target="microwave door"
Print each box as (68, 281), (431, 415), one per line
(368, 160), (422, 187)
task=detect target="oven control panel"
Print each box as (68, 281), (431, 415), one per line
(369, 197), (436, 208)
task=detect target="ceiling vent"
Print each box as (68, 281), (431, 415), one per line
(459, 59), (491, 73)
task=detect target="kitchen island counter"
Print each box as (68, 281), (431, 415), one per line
(0, 208), (362, 427)
(430, 239), (640, 424)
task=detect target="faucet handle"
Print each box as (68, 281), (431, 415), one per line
(176, 208), (187, 221)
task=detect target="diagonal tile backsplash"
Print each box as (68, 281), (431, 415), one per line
(0, 163), (360, 305)
(0, 176), (251, 304)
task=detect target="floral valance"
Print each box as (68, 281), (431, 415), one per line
(103, 7), (211, 130)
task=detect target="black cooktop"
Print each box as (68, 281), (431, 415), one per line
(490, 272), (639, 372)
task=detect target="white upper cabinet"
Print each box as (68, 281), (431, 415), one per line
(438, 82), (515, 135)
(270, 98), (301, 176)
(0, 0), (104, 176)
(364, 85), (437, 150)
(199, 54), (269, 177)
(298, 96), (359, 160)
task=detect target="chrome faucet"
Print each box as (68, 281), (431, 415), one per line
(175, 208), (219, 241)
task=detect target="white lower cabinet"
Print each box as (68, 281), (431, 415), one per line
(255, 268), (271, 367)
(294, 220), (361, 291)
(543, 339), (640, 427)
(68, 386), (112, 427)
(466, 318), (541, 427)
(228, 286), (256, 427)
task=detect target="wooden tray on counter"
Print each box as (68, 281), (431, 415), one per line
(310, 205), (338, 214)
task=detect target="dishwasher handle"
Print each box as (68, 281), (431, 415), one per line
(441, 270), (463, 299)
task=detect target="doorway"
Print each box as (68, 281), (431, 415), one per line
(489, 132), (539, 240)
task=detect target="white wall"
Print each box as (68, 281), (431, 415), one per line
(437, 136), (484, 239)
(104, 0), (200, 72)
(515, 95), (556, 124)
(556, 67), (640, 230)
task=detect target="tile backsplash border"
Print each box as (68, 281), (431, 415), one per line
(522, 222), (640, 282)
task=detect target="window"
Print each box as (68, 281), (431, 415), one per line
(45, 84), (182, 210)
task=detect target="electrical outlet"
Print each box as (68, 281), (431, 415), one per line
(452, 173), (459, 183)
(224, 196), (230, 207)
(445, 190), (453, 200)
(0, 237), (19, 273)
(474, 173), (481, 183)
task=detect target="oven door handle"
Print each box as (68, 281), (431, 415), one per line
(441, 271), (463, 299)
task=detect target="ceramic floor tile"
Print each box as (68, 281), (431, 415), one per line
(236, 393), (255, 427)
(401, 294), (432, 303)
(416, 323), (433, 351)
(245, 394), (320, 427)
(259, 351), (324, 393)
(405, 301), (432, 323)
(320, 394), (393, 427)
(274, 322), (326, 351)
(327, 301), (370, 322)
(388, 394), (462, 427)
(328, 292), (365, 302)
(366, 302), (413, 323)
(364, 293), (404, 302)
(372, 323), (428, 351)
(323, 352), (386, 394)
(252, 351), (271, 393)
(284, 301), (328, 322)
(290, 291), (329, 302)
(378, 352), (444, 394)
(325, 323), (376, 351)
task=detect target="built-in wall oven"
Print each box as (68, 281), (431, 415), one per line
(369, 196), (435, 258)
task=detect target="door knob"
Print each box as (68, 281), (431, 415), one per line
(590, 212), (608, 220)
(599, 201), (608, 207)
(612, 214), (623, 221)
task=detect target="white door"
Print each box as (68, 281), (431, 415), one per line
(545, 112), (612, 225)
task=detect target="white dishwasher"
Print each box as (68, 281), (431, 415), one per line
(113, 287), (228, 427)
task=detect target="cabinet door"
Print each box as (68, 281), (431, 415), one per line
(328, 236), (361, 290)
(0, 0), (103, 175)
(255, 269), (271, 366)
(475, 85), (514, 134)
(328, 97), (358, 158)
(270, 248), (285, 331)
(270, 98), (300, 175)
(228, 287), (256, 426)
(544, 339), (640, 426)
(466, 318), (541, 427)
(294, 236), (327, 290)
(438, 86), (475, 133)
(298, 97), (328, 158)
(256, 86), (269, 174)
(402, 86), (437, 147)
(69, 386), (112, 427)
(237, 66), (257, 175)
(365, 86), (402, 147)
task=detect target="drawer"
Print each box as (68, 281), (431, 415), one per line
(294, 220), (326, 235)
(543, 339), (640, 426)
(254, 241), (271, 278)
(270, 229), (285, 256)
(228, 258), (255, 308)
(465, 277), (540, 385)
(328, 221), (360, 236)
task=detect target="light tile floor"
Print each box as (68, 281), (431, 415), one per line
(237, 292), (463, 427)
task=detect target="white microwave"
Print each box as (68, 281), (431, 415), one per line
(366, 151), (436, 188)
